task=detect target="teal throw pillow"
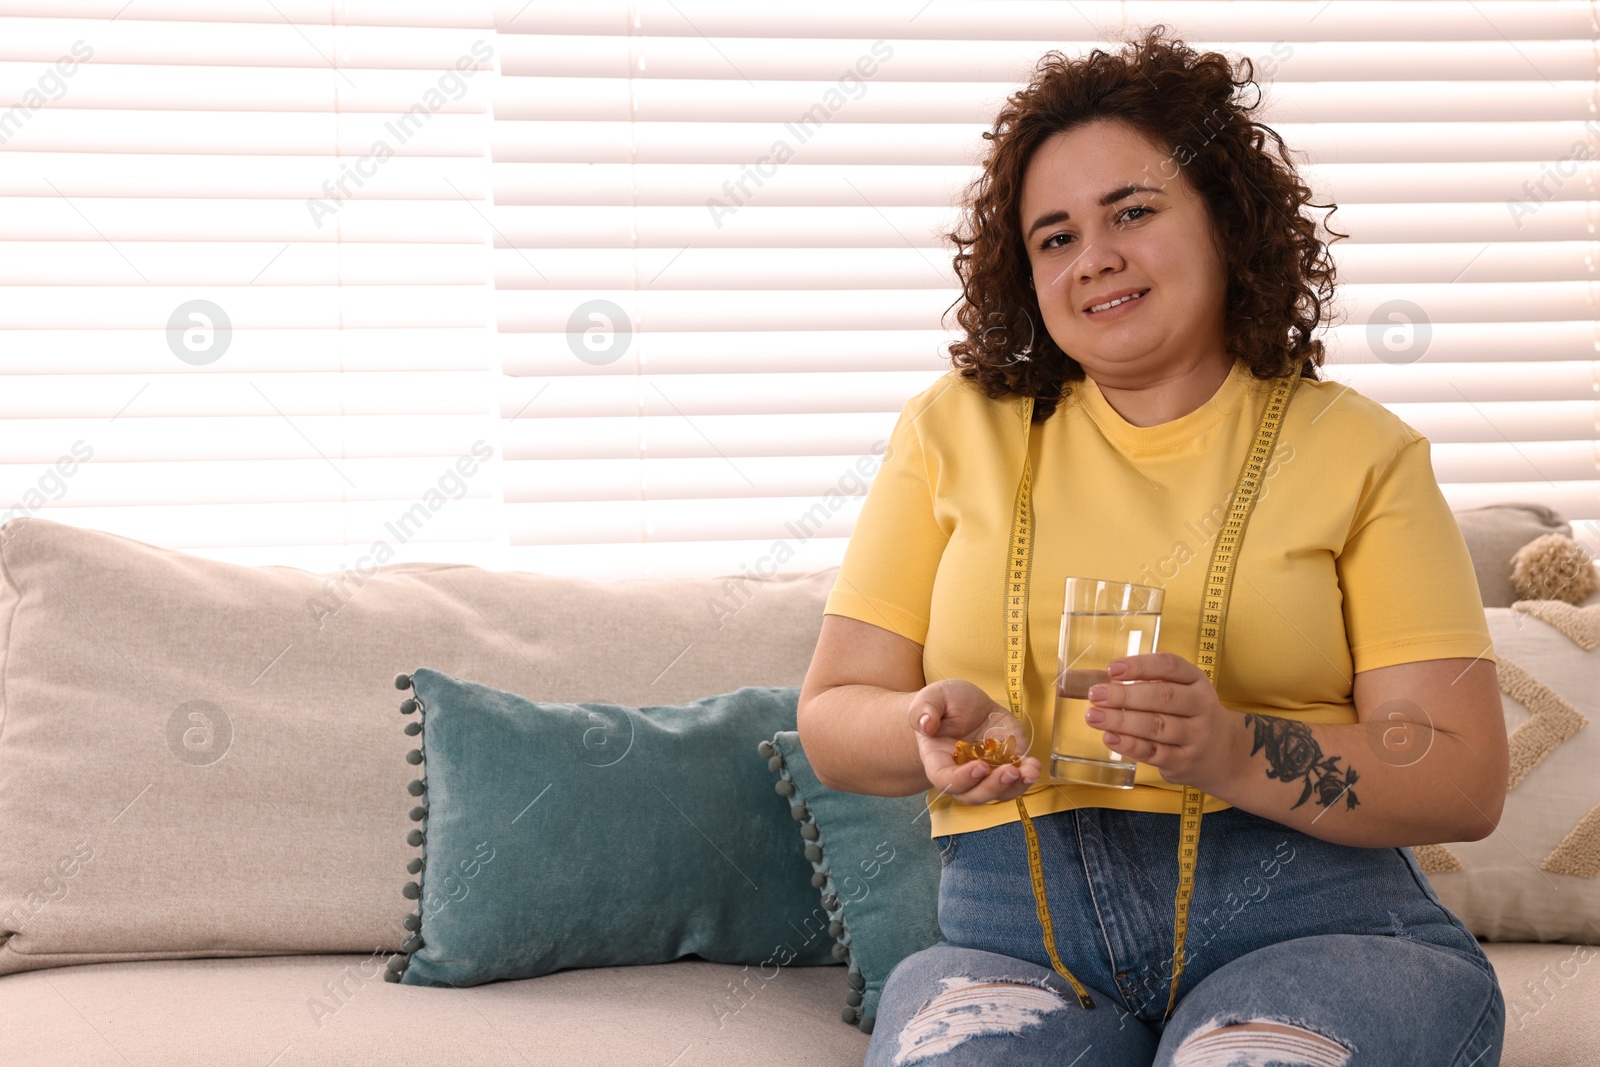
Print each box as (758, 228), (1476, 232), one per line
(760, 730), (945, 1033)
(385, 669), (838, 987)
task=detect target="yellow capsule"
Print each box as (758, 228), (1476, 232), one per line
(952, 736), (1022, 768)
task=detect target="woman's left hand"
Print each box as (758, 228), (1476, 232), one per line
(1085, 651), (1247, 795)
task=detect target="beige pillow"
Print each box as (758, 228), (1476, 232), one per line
(0, 518), (833, 976)
(1414, 602), (1600, 942)
(1453, 503), (1573, 607)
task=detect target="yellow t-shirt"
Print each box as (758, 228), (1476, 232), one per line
(823, 359), (1496, 837)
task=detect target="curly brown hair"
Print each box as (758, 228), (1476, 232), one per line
(942, 25), (1346, 422)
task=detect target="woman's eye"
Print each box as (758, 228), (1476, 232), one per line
(1037, 206), (1152, 251)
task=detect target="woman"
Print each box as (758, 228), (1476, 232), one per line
(796, 27), (1510, 1067)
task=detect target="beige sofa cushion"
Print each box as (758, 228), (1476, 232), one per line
(1414, 598), (1600, 942)
(0, 517), (834, 976)
(0, 953), (874, 1067)
(1483, 942), (1600, 1063)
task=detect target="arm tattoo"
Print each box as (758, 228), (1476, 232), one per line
(1242, 714), (1361, 812)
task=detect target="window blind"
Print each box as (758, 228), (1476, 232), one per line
(4, 1), (1595, 578)
(493, 0), (1600, 579)
(0, 0), (505, 571)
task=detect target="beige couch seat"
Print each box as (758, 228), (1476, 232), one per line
(3, 955), (871, 1066)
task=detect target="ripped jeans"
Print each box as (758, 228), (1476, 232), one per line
(864, 805), (1504, 1067)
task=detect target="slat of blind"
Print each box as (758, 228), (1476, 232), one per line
(1, 17), (493, 67)
(497, 324), (1600, 376)
(11, 111), (487, 154)
(505, 479), (1600, 548)
(0, 201), (487, 240)
(502, 453), (889, 501)
(488, 0), (1599, 578)
(496, 76), (1593, 124)
(0, 4), (504, 564)
(3, 2), (493, 26)
(1429, 442), (1600, 485)
(495, 409), (1600, 463)
(0, 373), (491, 418)
(1438, 482), (1600, 517)
(1357, 404), (1599, 444)
(3, 153), (487, 198)
(1299, 324), (1600, 365)
(0, 242), (490, 285)
(0, 457), (504, 506)
(492, 366), (1600, 414)
(15, 500), (501, 550)
(489, 203), (1598, 246)
(498, 37), (1595, 82)
(508, 497), (864, 545)
(486, 442), (1600, 504)
(500, 373), (930, 417)
(2, 327), (490, 373)
(498, 1), (1579, 42)
(490, 244), (1600, 290)
(0, 416), (489, 462)
(1, 287), (490, 328)
(1321, 363), (1600, 405)
(493, 285), (1595, 331)
(0, 61), (490, 110)
(490, 121), (1600, 165)
(501, 413), (893, 458)
(496, 161), (1593, 206)
(502, 538), (854, 581)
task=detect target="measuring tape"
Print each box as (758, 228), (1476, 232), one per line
(1004, 362), (1301, 1021)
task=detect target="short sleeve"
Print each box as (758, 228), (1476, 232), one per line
(1337, 433), (1497, 673)
(823, 400), (950, 645)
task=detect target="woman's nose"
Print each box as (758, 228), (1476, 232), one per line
(1071, 234), (1126, 284)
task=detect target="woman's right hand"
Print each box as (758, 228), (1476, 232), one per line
(909, 679), (1042, 805)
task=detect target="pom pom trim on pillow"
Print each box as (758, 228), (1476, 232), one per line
(756, 737), (875, 1034)
(1511, 533), (1600, 605)
(387, 671), (426, 983)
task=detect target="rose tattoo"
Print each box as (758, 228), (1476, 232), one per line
(1242, 714), (1360, 813)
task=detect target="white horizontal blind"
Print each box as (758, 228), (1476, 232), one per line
(0, 0), (505, 571)
(494, 0), (1600, 579)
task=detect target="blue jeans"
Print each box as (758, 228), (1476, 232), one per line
(865, 805), (1504, 1066)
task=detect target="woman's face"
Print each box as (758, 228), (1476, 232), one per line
(1018, 118), (1231, 386)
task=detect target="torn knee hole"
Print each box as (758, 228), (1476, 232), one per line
(1173, 1018), (1353, 1067)
(892, 976), (1071, 1066)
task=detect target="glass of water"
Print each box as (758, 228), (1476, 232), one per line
(1051, 577), (1165, 788)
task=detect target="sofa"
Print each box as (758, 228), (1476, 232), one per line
(0, 511), (1596, 1066)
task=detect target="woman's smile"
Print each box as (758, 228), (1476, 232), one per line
(1083, 286), (1151, 319)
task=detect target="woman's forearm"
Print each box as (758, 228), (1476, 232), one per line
(1210, 713), (1507, 849)
(798, 684), (932, 798)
